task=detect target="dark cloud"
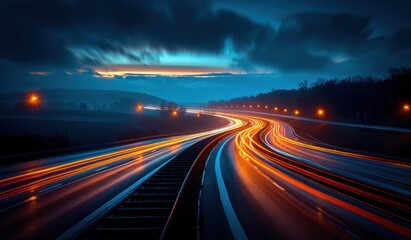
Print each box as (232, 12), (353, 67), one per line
(0, 0), (267, 68)
(0, 0), (410, 76)
(247, 12), (373, 70)
(389, 27), (411, 56)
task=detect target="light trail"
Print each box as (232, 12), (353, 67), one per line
(0, 114), (243, 207)
(1, 109), (410, 239)
(210, 111), (411, 238)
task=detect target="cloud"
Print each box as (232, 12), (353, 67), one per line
(0, 0), (267, 68)
(0, 0), (410, 79)
(247, 12), (374, 71)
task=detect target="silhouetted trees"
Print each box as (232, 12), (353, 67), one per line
(209, 67), (411, 127)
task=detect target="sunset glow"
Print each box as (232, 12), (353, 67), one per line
(94, 65), (242, 78)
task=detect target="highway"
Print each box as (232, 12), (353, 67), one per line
(0, 110), (410, 239)
(201, 111), (411, 239)
(0, 115), (242, 239)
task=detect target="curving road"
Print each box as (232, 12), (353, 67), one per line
(0, 115), (242, 239)
(1, 110), (410, 239)
(201, 111), (411, 239)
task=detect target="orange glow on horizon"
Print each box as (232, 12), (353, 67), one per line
(94, 65), (243, 77)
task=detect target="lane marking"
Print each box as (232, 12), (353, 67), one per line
(271, 181), (285, 191)
(215, 136), (248, 240)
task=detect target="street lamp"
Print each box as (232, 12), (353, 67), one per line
(294, 110), (300, 116)
(28, 93), (40, 108)
(136, 104), (143, 112)
(403, 104), (410, 112)
(317, 108), (325, 117)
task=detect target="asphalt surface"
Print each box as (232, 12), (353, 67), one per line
(1, 110), (410, 239)
(200, 112), (411, 239)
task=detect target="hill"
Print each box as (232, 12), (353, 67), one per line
(0, 89), (165, 112)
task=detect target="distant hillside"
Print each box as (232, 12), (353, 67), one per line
(0, 89), (163, 104)
(0, 89), (165, 112)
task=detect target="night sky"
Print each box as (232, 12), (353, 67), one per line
(1, 0), (410, 103)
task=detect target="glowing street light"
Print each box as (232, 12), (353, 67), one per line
(274, 107), (278, 111)
(317, 108), (325, 117)
(283, 108), (288, 113)
(294, 110), (300, 116)
(196, 113), (201, 118)
(172, 110), (178, 117)
(403, 104), (410, 112)
(136, 104), (143, 112)
(264, 105), (268, 109)
(28, 93), (40, 107)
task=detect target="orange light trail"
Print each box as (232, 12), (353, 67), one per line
(0, 114), (243, 201)
(214, 111), (411, 238)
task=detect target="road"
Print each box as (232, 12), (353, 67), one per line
(0, 115), (242, 239)
(1, 110), (410, 239)
(201, 111), (411, 239)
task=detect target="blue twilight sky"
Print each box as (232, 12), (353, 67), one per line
(0, 0), (411, 103)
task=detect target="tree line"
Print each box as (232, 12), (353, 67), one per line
(209, 67), (411, 127)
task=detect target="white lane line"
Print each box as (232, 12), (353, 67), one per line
(39, 183), (63, 193)
(94, 166), (108, 172)
(57, 156), (177, 240)
(215, 136), (248, 240)
(271, 181), (285, 191)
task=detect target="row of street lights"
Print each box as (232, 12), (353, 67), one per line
(210, 104), (326, 118)
(25, 92), (409, 117)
